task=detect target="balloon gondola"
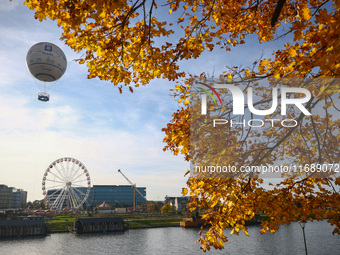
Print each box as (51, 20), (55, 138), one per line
(26, 42), (67, 102)
(37, 92), (50, 102)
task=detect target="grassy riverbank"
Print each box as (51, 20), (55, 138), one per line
(127, 218), (182, 229)
(47, 213), (184, 233)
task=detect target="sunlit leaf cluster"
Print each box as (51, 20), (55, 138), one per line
(21, 0), (340, 92)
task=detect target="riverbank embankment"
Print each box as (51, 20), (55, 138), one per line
(47, 213), (183, 233)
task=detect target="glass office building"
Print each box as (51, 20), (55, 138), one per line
(0, 185), (27, 209)
(12, 189), (27, 208)
(92, 185), (146, 207)
(0, 185), (12, 209)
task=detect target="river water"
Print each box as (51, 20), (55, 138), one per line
(0, 221), (339, 255)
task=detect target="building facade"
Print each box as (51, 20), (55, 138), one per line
(92, 185), (146, 208)
(44, 185), (146, 210)
(12, 189), (27, 208)
(0, 185), (12, 209)
(0, 219), (47, 237)
(0, 185), (27, 209)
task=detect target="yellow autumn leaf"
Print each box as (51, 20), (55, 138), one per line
(288, 48), (297, 57)
(99, 11), (106, 19)
(326, 46), (333, 52)
(183, 99), (190, 105)
(301, 6), (312, 21)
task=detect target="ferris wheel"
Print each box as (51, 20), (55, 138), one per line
(42, 157), (91, 211)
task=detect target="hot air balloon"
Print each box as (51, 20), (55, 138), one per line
(26, 42), (67, 102)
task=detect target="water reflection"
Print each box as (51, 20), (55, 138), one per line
(0, 221), (339, 255)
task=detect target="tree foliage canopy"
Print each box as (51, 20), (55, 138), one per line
(22, 0), (340, 90)
(19, 0), (340, 251)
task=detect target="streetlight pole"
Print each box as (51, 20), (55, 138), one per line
(299, 221), (308, 255)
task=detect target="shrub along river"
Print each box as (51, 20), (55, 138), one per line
(0, 220), (339, 255)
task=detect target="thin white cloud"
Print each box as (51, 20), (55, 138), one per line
(0, 94), (37, 133)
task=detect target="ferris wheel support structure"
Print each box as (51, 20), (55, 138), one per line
(42, 157), (91, 212)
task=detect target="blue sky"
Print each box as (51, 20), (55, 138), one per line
(0, 1), (278, 202)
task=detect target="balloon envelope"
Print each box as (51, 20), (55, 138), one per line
(26, 42), (67, 82)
